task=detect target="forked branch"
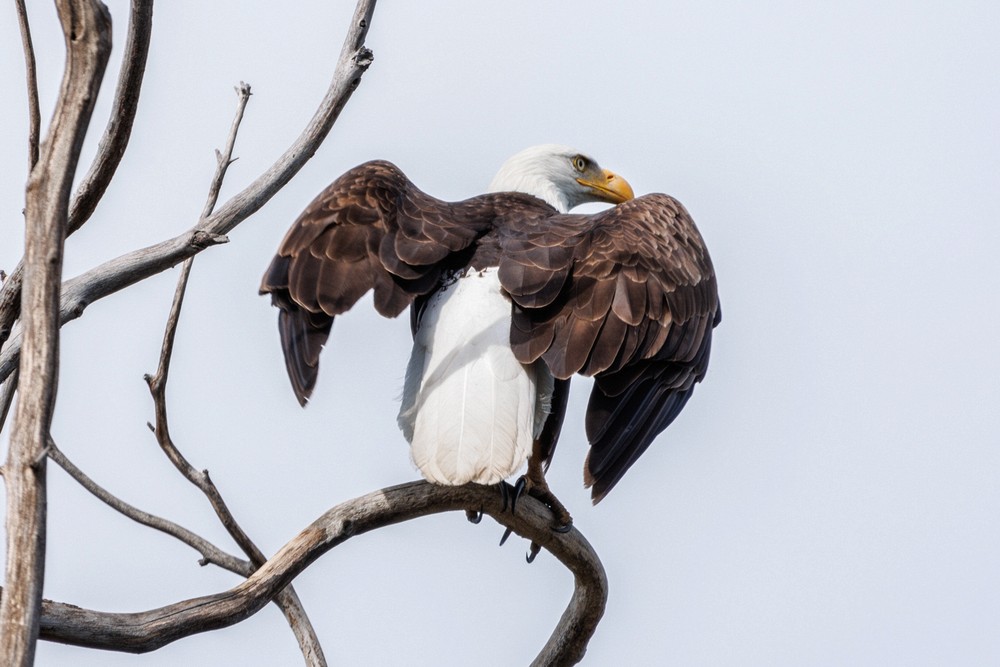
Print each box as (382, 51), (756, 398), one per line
(139, 82), (326, 665)
(47, 441), (250, 574)
(21, 483), (607, 665)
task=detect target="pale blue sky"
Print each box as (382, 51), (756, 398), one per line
(2, 1), (999, 665)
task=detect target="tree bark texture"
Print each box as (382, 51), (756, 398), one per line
(0, 0), (153, 352)
(0, 1), (112, 664)
(6, 482), (607, 665)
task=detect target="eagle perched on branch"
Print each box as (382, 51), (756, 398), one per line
(261, 145), (720, 529)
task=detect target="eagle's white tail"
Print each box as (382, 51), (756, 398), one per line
(398, 269), (549, 485)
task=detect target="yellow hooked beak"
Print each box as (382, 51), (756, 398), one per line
(577, 168), (635, 204)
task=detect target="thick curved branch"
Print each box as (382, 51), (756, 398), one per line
(0, 0), (155, 351)
(0, 0), (378, 384)
(25, 482), (607, 664)
(1, 1), (113, 663)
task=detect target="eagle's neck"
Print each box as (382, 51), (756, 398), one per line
(487, 162), (572, 213)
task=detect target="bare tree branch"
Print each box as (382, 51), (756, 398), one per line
(0, 231), (229, 382)
(49, 425), (328, 665)
(47, 441), (250, 573)
(49, 429), (332, 665)
(13, 0), (40, 170)
(0, 0), (378, 385)
(145, 261), (266, 566)
(144, 261), (328, 664)
(0, 370), (17, 438)
(68, 0), (155, 236)
(201, 82), (252, 220)
(8, 482), (606, 664)
(137, 82), (327, 665)
(0, 0), (154, 355)
(0, 0), (41, 353)
(1, 1), (112, 663)
(153, 81), (265, 565)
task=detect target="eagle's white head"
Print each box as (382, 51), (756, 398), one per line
(487, 144), (635, 213)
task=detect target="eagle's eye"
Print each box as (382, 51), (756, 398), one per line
(572, 156), (587, 172)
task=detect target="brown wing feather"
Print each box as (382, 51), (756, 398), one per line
(260, 160), (555, 405)
(497, 194), (721, 501)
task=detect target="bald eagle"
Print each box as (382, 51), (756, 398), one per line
(260, 145), (720, 526)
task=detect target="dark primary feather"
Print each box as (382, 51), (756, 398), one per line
(261, 162), (720, 503)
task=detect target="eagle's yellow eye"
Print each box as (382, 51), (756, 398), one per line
(573, 156), (587, 172)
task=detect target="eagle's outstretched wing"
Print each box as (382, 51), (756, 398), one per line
(497, 194), (721, 501)
(259, 160), (555, 404)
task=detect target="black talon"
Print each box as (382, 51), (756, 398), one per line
(466, 508), (483, 524)
(526, 542), (542, 564)
(499, 527), (514, 547)
(499, 481), (512, 513)
(511, 476), (527, 515)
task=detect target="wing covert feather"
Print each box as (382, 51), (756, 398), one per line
(497, 193), (721, 501)
(260, 160), (554, 404)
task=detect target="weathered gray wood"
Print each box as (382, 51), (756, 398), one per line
(16, 482), (606, 664)
(47, 441), (251, 573)
(0, 1), (112, 664)
(144, 81), (327, 666)
(13, 0), (40, 170)
(48, 437), (328, 665)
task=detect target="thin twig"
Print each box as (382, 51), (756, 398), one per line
(15, 481), (607, 665)
(1, 0), (41, 352)
(142, 84), (326, 665)
(47, 440), (250, 573)
(145, 273), (270, 564)
(14, 0), (40, 170)
(201, 82), (252, 220)
(144, 82), (266, 568)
